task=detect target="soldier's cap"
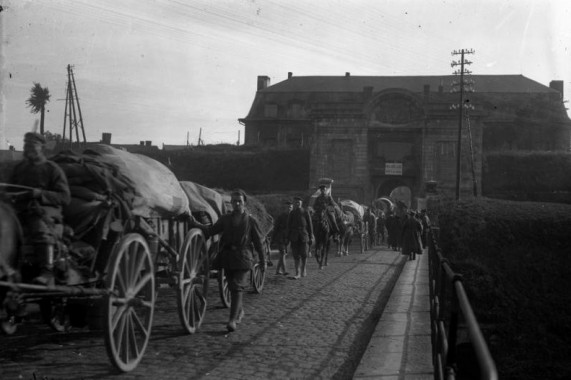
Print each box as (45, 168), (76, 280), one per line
(24, 132), (46, 144)
(230, 189), (247, 202)
(293, 196), (303, 202)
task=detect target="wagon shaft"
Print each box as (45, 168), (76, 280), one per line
(0, 280), (110, 296)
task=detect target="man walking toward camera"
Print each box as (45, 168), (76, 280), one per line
(287, 196), (313, 279)
(273, 200), (292, 275)
(201, 189), (266, 332)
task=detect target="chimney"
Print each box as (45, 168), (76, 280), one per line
(145, 141), (152, 147)
(345, 72), (350, 77)
(363, 86), (373, 100)
(140, 141), (145, 146)
(101, 132), (112, 145)
(288, 72), (293, 79)
(257, 75), (270, 90)
(423, 84), (430, 102)
(550, 80), (564, 99)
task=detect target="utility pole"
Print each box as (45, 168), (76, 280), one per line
(451, 49), (475, 200)
(62, 64), (86, 150)
(465, 111), (478, 196)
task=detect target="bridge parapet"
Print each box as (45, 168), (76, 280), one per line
(428, 227), (498, 380)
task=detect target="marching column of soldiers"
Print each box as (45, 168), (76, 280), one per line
(3, 131), (430, 334)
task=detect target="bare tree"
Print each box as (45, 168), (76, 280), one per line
(26, 82), (51, 134)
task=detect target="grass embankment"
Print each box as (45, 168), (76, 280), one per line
(436, 198), (571, 380)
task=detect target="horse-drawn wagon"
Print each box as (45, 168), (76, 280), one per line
(0, 145), (209, 372)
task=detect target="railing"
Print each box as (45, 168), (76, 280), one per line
(428, 227), (498, 380)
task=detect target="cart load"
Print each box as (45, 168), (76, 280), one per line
(82, 144), (189, 218)
(179, 181), (228, 225)
(340, 199), (365, 222)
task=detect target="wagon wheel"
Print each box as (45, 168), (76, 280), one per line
(176, 228), (208, 334)
(251, 263), (266, 294)
(103, 233), (155, 373)
(218, 268), (231, 308)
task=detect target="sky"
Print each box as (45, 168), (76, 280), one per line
(0, 0), (570, 150)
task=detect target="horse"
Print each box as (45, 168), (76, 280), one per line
(336, 208), (355, 257)
(312, 208), (334, 270)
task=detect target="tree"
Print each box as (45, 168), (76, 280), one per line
(25, 82), (51, 134)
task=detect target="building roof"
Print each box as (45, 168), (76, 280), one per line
(240, 74), (562, 121)
(261, 74), (558, 94)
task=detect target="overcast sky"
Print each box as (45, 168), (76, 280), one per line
(1, 0), (569, 150)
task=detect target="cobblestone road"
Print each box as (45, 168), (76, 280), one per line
(0, 244), (406, 380)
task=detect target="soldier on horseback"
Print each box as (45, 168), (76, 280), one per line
(10, 132), (71, 287)
(313, 184), (341, 241)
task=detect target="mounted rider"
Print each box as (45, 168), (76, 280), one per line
(10, 132), (71, 287)
(312, 182), (341, 240)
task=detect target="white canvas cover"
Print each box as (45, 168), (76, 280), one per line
(340, 199), (365, 221)
(85, 144), (189, 218)
(179, 181), (227, 224)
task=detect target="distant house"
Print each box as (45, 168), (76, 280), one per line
(162, 144), (190, 151)
(239, 73), (571, 206)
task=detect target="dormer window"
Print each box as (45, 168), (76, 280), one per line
(264, 104), (278, 117)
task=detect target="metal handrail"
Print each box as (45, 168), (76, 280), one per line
(428, 227), (498, 380)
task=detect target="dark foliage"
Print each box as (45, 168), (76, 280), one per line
(437, 198), (571, 380)
(483, 151), (571, 204)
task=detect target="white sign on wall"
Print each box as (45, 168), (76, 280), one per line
(385, 162), (403, 176)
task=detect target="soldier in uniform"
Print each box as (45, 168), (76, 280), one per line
(287, 196), (313, 279)
(419, 209), (431, 249)
(313, 184), (340, 239)
(364, 208), (377, 248)
(11, 132), (71, 287)
(200, 189), (266, 332)
(272, 200), (292, 275)
(400, 210), (423, 261)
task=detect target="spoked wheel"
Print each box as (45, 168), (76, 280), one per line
(218, 268), (231, 308)
(251, 263), (266, 294)
(104, 233), (155, 373)
(176, 228), (208, 334)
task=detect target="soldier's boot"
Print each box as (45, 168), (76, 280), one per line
(33, 245), (55, 288)
(293, 258), (301, 279)
(227, 291), (243, 332)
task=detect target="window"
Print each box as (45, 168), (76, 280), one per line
(375, 141), (412, 160)
(328, 139), (352, 179)
(264, 104), (278, 118)
(290, 103), (303, 118)
(436, 141), (456, 158)
(435, 141), (456, 179)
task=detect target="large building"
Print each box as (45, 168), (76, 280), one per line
(239, 73), (570, 207)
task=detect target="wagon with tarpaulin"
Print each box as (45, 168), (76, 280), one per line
(339, 199), (367, 253)
(0, 145), (209, 372)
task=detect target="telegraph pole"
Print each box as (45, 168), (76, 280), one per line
(62, 64), (86, 150)
(451, 49), (475, 200)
